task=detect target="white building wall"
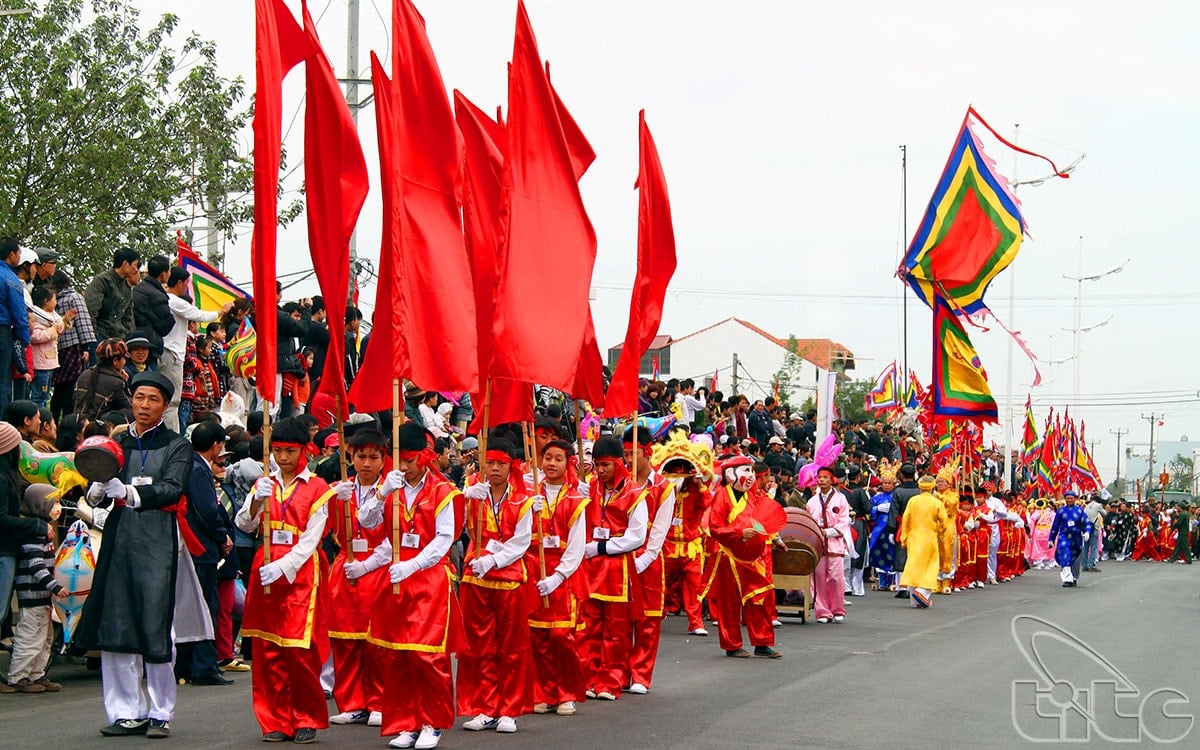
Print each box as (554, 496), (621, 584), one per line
(664, 320), (827, 405)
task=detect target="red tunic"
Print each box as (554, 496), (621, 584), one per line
(326, 480), (391, 639)
(632, 476), (674, 618)
(528, 484), (589, 629)
(665, 480), (708, 560)
(367, 478), (464, 653)
(242, 475), (334, 649)
(581, 480), (646, 603)
(701, 487), (773, 604)
(462, 486), (534, 590)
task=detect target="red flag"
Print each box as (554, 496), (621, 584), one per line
(570, 318), (606, 408)
(349, 55), (402, 414)
(252, 0), (309, 403)
(491, 0), (597, 392)
(302, 2), (368, 416)
(712, 368), (719, 392)
(468, 378), (534, 435)
(603, 111), (678, 416)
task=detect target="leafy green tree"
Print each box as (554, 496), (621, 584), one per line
(0, 0), (281, 273)
(1166, 454), (1194, 493)
(833, 377), (873, 424)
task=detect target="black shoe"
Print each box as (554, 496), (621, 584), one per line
(262, 732), (292, 742)
(894, 590), (910, 599)
(293, 728), (317, 744)
(725, 648), (750, 658)
(100, 719), (149, 736)
(146, 720), (170, 739)
(753, 646), (783, 659)
(191, 674), (235, 686)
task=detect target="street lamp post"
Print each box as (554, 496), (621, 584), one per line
(1062, 236), (1129, 403)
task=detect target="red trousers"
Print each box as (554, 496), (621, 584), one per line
(577, 598), (631, 697)
(628, 616), (662, 688)
(381, 651), (454, 735)
(455, 584), (534, 718)
(331, 638), (383, 713)
(664, 555), (704, 630)
(251, 641), (329, 735)
(812, 555), (846, 619)
(710, 560), (773, 652)
(530, 626), (585, 706)
(216, 579), (235, 661)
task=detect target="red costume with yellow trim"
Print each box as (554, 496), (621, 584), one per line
(664, 477), (710, 631)
(326, 479), (389, 716)
(528, 482), (590, 707)
(701, 485), (775, 652)
(627, 471), (674, 690)
(455, 477), (536, 720)
(366, 473), (464, 737)
(240, 471), (334, 737)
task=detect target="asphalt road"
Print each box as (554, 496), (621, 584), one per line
(2, 561), (1197, 749)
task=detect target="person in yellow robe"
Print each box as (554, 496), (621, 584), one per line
(899, 475), (949, 609)
(934, 466), (959, 594)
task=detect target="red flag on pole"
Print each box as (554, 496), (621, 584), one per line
(302, 1), (368, 415)
(491, 0), (597, 392)
(252, 0), (309, 403)
(603, 111), (678, 416)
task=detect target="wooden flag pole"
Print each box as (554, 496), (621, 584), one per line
(336, 396), (354, 586)
(261, 400), (273, 595)
(631, 412), (639, 484)
(476, 380), (493, 576)
(392, 379), (401, 595)
(575, 400), (586, 476)
(525, 422), (549, 608)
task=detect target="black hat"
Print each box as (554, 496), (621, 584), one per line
(846, 464), (862, 480)
(534, 415), (564, 439)
(35, 248), (59, 264)
(593, 436), (624, 461)
(899, 462), (917, 478)
(397, 421), (431, 452)
(130, 371), (174, 401)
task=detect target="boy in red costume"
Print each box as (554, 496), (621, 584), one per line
(577, 436), (648, 700)
(236, 418), (334, 744)
(327, 430), (394, 727)
(700, 455), (781, 658)
(359, 422), (463, 750)
(623, 425), (676, 695)
(457, 436), (535, 734)
(527, 439), (590, 716)
(664, 473), (710, 636)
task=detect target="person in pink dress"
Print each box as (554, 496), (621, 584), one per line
(1026, 498), (1057, 569)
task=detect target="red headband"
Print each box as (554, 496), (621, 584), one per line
(595, 456), (630, 487)
(272, 441), (307, 449)
(485, 450), (515, 464)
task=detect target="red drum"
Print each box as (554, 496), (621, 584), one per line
(75, 436), (125, 483)
(772, 506), (825, 576)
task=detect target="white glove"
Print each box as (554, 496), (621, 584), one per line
(259, 562), (284, 586)
(334, 481), (354, 501)
(344, 561), (367, 580)
(389, 559), (419, 583)
(469, 555), (497, 578)
(876, 502), (891, 513)
(1081, 532), (1090, 542)
(1015, 519), (1025, 529)
(530, 495), (545, 513)
(537, 572), (564, 596)
(464, 483), (490, 501)
(255, 477), (274, 499)
(635, 553), (652, 574)
(87, 482), (106, 502)
(91, 506), (110, 530)
(379, 470), (405, 497)
(824, 528), (839, 538)
(584, 541), (600, 559)
(103, 478), (127, 499)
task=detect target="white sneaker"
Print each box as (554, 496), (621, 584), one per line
(496, 716), (517, 733)
(595, 691), (616, 701)
(832, 615), (845, 623)
(368, 711), (383, 727)
(415, 726), (442, 750)
(389, 732), (418, 749)
(462, 714), (497, 731)
(688, 628), (709, 636)
(532, 703), (551, 714)
(330, 709), (370, 725)
(627, 683), (648, 695)
(555, 702), (576, 716)
(584, 689), (596, 699)
(816, 617), (830, 624)
(771, 619), (783, 627)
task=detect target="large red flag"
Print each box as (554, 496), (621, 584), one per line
(389, 0), (478, 393)
(302, 2), (368, 415)
(491, 0), (597, 392)
(252, 0), (309, 402)
(603, 111), (678, 416)
(349, 55), (401, 413)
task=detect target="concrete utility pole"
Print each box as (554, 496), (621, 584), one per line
(1141, 414), (1162, 484)
(731, 353), (739, 395)
(1110, 427), (1129, 483)
(344, 0), (361, 304)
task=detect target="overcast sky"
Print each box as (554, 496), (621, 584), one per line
(131, 0), (1199, 484)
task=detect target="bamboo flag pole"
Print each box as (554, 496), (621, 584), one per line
(261, 400), (273, 595)
(392, 379), (401, 595)
(525, 421), (549, 608)
(476, 380), (493, 574)
(575, 400), (586, 477)
(631, 412), (639, 484)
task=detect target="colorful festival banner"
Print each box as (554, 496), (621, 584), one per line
(931, 293), (997, 424)
(176, 235), (250, 313)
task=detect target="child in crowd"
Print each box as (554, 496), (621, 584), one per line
(8, 485), (68, 693)
(29, 286), (67, 409)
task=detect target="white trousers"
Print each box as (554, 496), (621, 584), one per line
(988, 526), (1001, 579)
(9, 606), (54, 682)
(848, 566), (865, 596)
(101, 650), (177, 723)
